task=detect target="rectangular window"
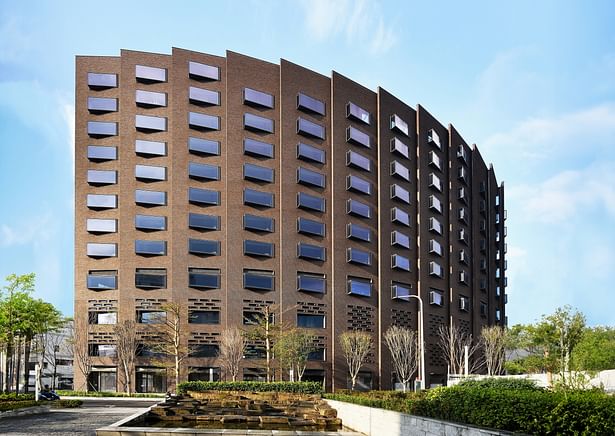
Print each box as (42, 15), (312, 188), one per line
(297, 192), (324, 212)
(136, 164), (166, 181)
(189, 213), (220, 231)
(308, 348), (326, 361)
(391, 254), (411, 271)
(459, 249), (468, 264)
(244, 113), (274, 133)
(391, 207), (410, 226)
(243, 214), (274, 233)
(188, 137), (220, 156)
(390, 114), (409, 136)
(429, 173), (443, 192)
(136, 139), (167, 156)
(189, 267), (221, 289)
(244, 188), (274, 208)
(135, 90), (167, 107)
(347, 276), (372, 297)
(189, 162), (220, 181)
(458, 166), (467, 182)
(243, 269), (274, 291)
(347, 102), (371, 124)
(346, 126), (372, 148)
(87, 72), (117, 88)
(428, 151), (441, 170)
(297, 243), (325, 261)
(297, 142), (325, 164)
(88, 97), (117, 113)
(135, 214), (166, 231)
(297, 92), (325, 115)
(346, 150), (371, 171)
(429, 217), (443, 235)
(297, 314), (325, 329)
(88, 145), (117, 161)
(459, 228), (468, 243)
(391, 282), (411, 301)
(135, 114), (167, 132)
(90, 344), (117, 357)
(137, 310), (166, 324)
(136, 65), (167, 82)
(391, 184), (410, 204)
(135, 240), (166, 256)
(189, 238), (220, 256)
(429, 261), (443, 278)
(87, 194), (117, 209)
(244, 163), (274, 183)
(457, 144), (468, 162)
(189, 112), (220, 130)
(90, 311), (117, 325)
(480, 302), (488, 317)
(427, 129), (441, 149)
(429, 239), (443, 256)
(189, 187), (220, 206)
(297, 117), (325, 139)
(190, 344), (220, 358)
(244, 87), (274, 108)
(298, 167), (325, 188)
(87, 218), (117, 234)
(347, 223), (371, 242)
(244, 137), (274, 158)
(347, 175), (372, 195)
(429, 195), (442, 214)
(430, 290), (444, 306)
(135, 268), (167, 289)
(189, 86), (220, 106)
(87, 270), (117, 290)
(390, 160), (410, 181)
(189, 61), (220, 81)
(458, 187), (467, 203)
(459, 270), (468, 284)
(297, 272), (326, 294)
(391, 230), (410, 249)
(88, 121), (117, 137)
(459, 296), (470, 312)
(347, 199), (371, 218)
(189, 310), (220, 324)
(297, 217), (325, 237)
(136, 189), (166, 206)
(244, 240), (274, 258)
(87, 170), (116, 185)
(458, 207), (467, 222)
(390, 137), (409, 159)
(347, 248), (371, 266)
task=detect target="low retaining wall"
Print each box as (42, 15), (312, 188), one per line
(325, 399), (510, 436)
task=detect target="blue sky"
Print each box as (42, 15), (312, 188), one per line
(0, 0), (614, 326)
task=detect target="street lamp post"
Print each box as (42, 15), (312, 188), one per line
(407, 294), (425, 390)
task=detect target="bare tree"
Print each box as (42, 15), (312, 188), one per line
(114, 320), (139, 394)
(481, 325), (506, 376)
(243, 304), (282, 382)
(218, 327), (245, 382)
(274, 328), (317, 381)
(437, 324), (482, 375)
(384, 326), (419, 392)
(339, 331), (372, 390)
(67, 323), (92, 391)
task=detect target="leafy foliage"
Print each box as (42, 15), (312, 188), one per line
(455, 377), (543, 391)
(572, 326), (615, 371)
(177, 381), (323, 394)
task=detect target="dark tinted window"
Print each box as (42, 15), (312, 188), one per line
(135, 214), (166, 231)
(297, 273), (326, 293)
(297, 142), (325, 164)
(297, 217), (324, 236)
(244, 163), (274, 183)
(297, 314), (325, 328)
(189, 137), (220, 156)
(347, 248), (371, 265)
(189, 187), (220, 206)
(297, 118), (325, 139)
(135, 189), (166, 206)
(244, 88), (274, 108)
(244, 138), (274, 158)
(244, 240), (274, 257)
(189, 213), (219, 231)
(88, 97), (117, 112)
(189, 86), (220, 106)
(189, 238), (220, 255)
(244, 214), (274, 232)
(189, 162), (220, 181)
(347, 175), (372, 195)
(87, 270), (117, 290)
(135, 268), (167, 288)
(346, 150), (372, 171)
(189, 112), (220, 130)
(347, 277), (372, 297)
(190, 344), (219, 357)
(391, 184), (410, 204)
(88, 145), (117, 161)
(244, 113), (274, 133)
(135, 115), (167, 132)
(297, 167), (325, 188)
(189, 268), (220, 289)
(392, 254), (411, 271)
(189, 61), (220, 81)
(88, 72), (117, 88)
(244, 188), (274, 208)
(135, 240), (167, 256)
(297, 93), (325, 115)
(136, 139), (166, 156)
(88, 121), (117, 137)
(189, 310), (220, 324)
(346, 126), (371, 148)
(243, 269), (274, 291)
(347, 199), (371, 218)
(391, 207), (410, 226)
(297, 243), (325, 261)
(347, 223), (371, 242)
(392, 282), (411, 300)
(346, 102), (371, 124)
(297, 192), (324, 212)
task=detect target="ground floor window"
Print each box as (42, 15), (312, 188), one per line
(136, 367), (167, 393)
(188, 367), (221, 382)
(348, 371), (372, 391)
(88, 367), (117, 392)
(301, 369), (325, 384)
(243, 367), (266, 382)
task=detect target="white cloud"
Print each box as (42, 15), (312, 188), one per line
(60, 98), (75, 171)
(0, 212), (54, 247)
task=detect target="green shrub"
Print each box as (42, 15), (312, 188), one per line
(177, 381), (323, 395)
(56, 390), (165, 397)
(0, 393), (35, 402)
(51, 399), (83, 408)
(0, 400), (39, 411)
(324, 390), (420, 414)
(455, 377), (543, 391)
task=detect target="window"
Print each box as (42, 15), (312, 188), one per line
(243, 269), (274, 291)
(87, 194), (117, 209)
(244, 344), (266, 359)
(244, 240), (274, 258)
(191, 344), (220, 358)
(428, 151), (441, 170)
(89, 344), (117, 357)
(391, 230), (410, 249)
(137, 311), (166, 324)
(297, 192), (324, 212)
(429, 239), (442, 256)
(88, 145), (117, 161)
(429, 261), (443, 278)
(136, 90), (167, 107)
(89, 311), (117, 325)
(88, 121), (117, 137)
(391, 161), (410, 181)
(496, 309), (501, 322)
(429, 195), (442, 213)
(297, 217), (325, 236)
(135, 164), (166, 181)
(459, 270), (468, 284)
(347, 276), (372, 297)
(391, 254), (410, 271)
(88, 97), (117, 113)
(87, 218), (117, 234)
(189, 310), (220, 324)
(189, 61), (219, 81)
(297, 92), (325, 115)
(347, 102), (371, 124)
(189, 86), (220, 106)
(298, 167), (325, 188)
(189, 268), (221, 289)
(390, 114), (409, 136)
(88, 72), (117, 89)
(347, 223), (371, 242)
(390, 137), (409, 159)
(243, 214), (274, 233)
(347, 248), (371, 265)
(427, 129), (441, 149)
(244, 138), (274, 158)
(391, 282), (411, 301)
(189, 238), (220, 256)
(136, 189), (166, 206)
(458, 166), (467, 183)
(242, 311), (274, 326)
(87, 170), (116, 185)
(135, 240), (166, 256)
(458, 207), (467, 222)
(459, 249), (468, 264)
(429, 173), (443, 192)
(189, 137), (220, 156)
(459, 228), (468, 244)
(429, 217), (443, 235)
(297, 243), (325, 261)
(459, 296), (470, 312)
(244, 87), (274, 108)
(297, 142), (324, 164)
(458, 187), (467, 203)
(244, 113), (274, 133)
(390, 184), (410, 204)
(347, 175), (372, 195)
(346, 126), (372, 148)
(457, 144), (468, 162)
(347, 199), (371, 218)
(480, 302), (488, 318)
(297, 272), (326, 294)
(244, 188), (274, 208)
(429, 290), (444, 306)
(308, 348), (326, 361)
(136, 65), (167, 82)
(87, 270), (117, 290)
(297, 117), (325, 139)
(297, 314), (325, 329)
(479, 181), (486, 194)
(135, 268), (167, 288)
(135, 115), (167, 132)
(189, 187), (220, 206)
(189, 162), (220, 181)
(189, 112), (220, 130)
(135, 214), (166, 231)
(391, 207), (410, 226)
(136, 139), (166, 156)
(346, 150), (371, 171)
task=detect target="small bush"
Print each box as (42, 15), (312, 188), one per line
(455, 377), (542, 391)
(0, 393), (35, 402)
(177, 381), (322, 395)
(51, 399), (83, 408)
(56, 390), (165, 397)
(0, 400), (39, 412)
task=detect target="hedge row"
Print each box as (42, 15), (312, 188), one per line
(56, 390), (165, 398)
(178, 381), (323, 394)
(0, 393), (35, 402)
(0, 400), (39, 411)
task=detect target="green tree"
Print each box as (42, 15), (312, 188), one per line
(572, 326), (615, 371)
(273, 328), (316, 381)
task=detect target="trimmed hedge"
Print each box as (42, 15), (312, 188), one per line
(56, 390), (165, 398)
(177, 381), (323, 394)
(0, 400), (39, 411)
(455, 377), (542, 391)
(325, 390), (418, 414)
(0, 393), (35, 402)
(51, 399), (83, 408)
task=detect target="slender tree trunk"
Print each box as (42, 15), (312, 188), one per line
(23, 337), (32, 394)
(15, 338), (22, 393)
(5, 339), (12, 393)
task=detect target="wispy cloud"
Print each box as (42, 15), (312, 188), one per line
(0, 212), (54, 247)
(0, 15), (32, 64)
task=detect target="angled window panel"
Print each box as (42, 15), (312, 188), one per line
(87, 243), (117, 258)
(297, 272), (326, 294)
(244, 188), (274, 208)
(135, 65), (167, 83)
(189, 213), (220, 231)
(189, 238), (220, 256)
(346, 175), (372, 195)
(88, 97), (117, 113)
(189, 162), (221, 181)
(347, 223), (371, 242)
(87, 270), (117, 290)
(297, 143), (325, 164)
(135, 164), (166, 181)
(243, 269), (274, 291)
(243, 214), (274, 233)
(390, 137), (409, 159)
(427, 129), (441, 149)
(390, 184), (410, 204)
(391, 254), (411, 271)
(244, 87), (274, 108)
(135, 114), (167, 132)
(189, 61), (220, 81)
(244, 113), (274, 133)
(429, 217), (443, 235)
(297, 243), (325, 261)
(244, 137), (274, 158)
(391, 207), (410, 227)
(88, 121), (117, 137)
(297, 92), (325, 115)
(136, 139), (167, 157)
(135, 90), (167, 107)
(297, 192), (325, 212)
(244, 240), (274, 258)
(346, 101), (371, 124)
(390, 114), (409, 136)
(346, 126), (372, 148)
(347, 248), (371, 266)
(428, 151), (442, 170)
(189, 86), (220, 106)
(87, 72), (117, 89)
(429, 173), (443, 192)
(297, 167), (325, 188)
(391, 230), (410, 249)
(189, 267), (221, 289)
(429, 239), (443, 256)
(459, 296), (470, 312)
(87, 194), (117, 209)
(88, 145), (117, 161)
(297, 117), (325, 139)
(135, 268), (167, 289)
(347, 276), (372, 297)
(87, 218), (117, 234)
(347, 199), (371, 219)
(135, 189), (166, 206)
(430, 290), (444, 306)
(391, 282), (411, 301)
(297, 217), (325, 237)
(429, 261), (443, 278)
(244, 163), (274, 183)
(346, 150), (372, 172)
(135, 240), (167, 256)
(189, 112), (220, 130)
(135, 214), (166, 231)
(189, 137), (220, 156)
(429, 195), (443, 214)
(390, 160), (410, 181)
(87, 169), (117, 185)
(189, 187), (220, 206)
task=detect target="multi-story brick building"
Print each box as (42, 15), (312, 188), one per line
(75, 48), (507, 393)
